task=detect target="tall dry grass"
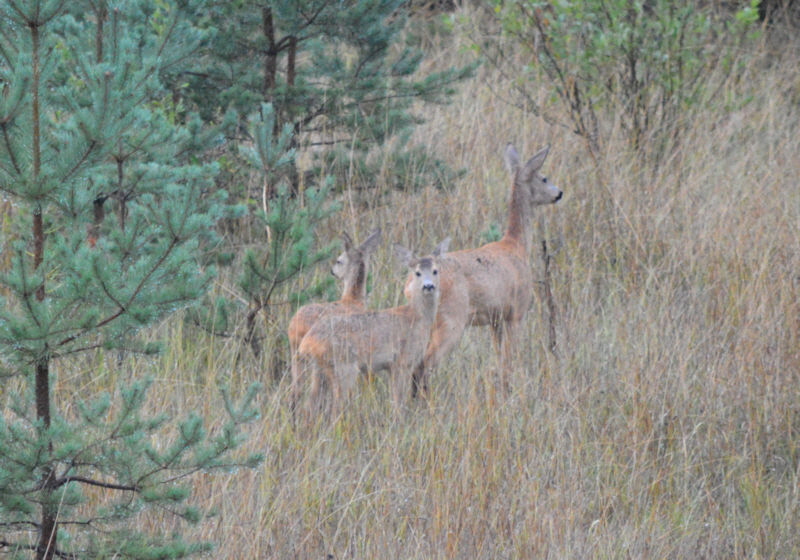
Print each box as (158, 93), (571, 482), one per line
(54, 6), (800, 559)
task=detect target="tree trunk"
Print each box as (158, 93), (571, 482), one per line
(287, 35), (296, 87)
(35, 360), (57, 560)
(262, 6), (277, 96)
(31, 17), (57, 560)
(244, 304), (263, 359)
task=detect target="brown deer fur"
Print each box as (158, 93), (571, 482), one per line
(296, 240), (448, 418)
(409, 144), (562, 395)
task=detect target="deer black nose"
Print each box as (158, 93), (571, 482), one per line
(422, 283), (436, 292)
(554, 191), (563, 202)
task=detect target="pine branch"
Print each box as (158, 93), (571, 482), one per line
(54, 476), (139, 493)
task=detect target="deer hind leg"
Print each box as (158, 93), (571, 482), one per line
(327, 361), (360, 418)
(289, 351), (305, 420)
(391, 364), (414, 414)
(305, 359), (331, 421)
(293, 352), (325, 427)
(490, 318), (522, 394)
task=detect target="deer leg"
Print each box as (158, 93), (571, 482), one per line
(326, 362), (360, 419)
(289, 352), (304, 420)
(490, 319), (515, 394)
(413, 311), (469, 398)
(327, 366), (343, 417)
(411, 361), (426, 398)
(391, 365), (412, 416)
(306, 361), (325, 421)
(339, 363), (359, 403)
(495, 319), (525, 394)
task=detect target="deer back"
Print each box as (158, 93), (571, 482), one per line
(287, 227), (382, 351)
(406, 145), (562, 337)
(303, 248), (442, 374)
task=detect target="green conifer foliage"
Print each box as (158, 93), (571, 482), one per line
(237, 103), (340, 359)
(187, 0), (475, 192)
(0, 1), (260, 558)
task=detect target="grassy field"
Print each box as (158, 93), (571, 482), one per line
(59, 6), (799, 559)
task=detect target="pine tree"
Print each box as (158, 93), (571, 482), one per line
(179, 1), (473, 361)
(185, 0), (475, 193)
(189, 103), (341, 360)
(0, 1), (260, 558)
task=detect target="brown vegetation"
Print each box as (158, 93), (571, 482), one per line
(48, 3), (800, 558)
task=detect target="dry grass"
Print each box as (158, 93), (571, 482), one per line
(54, 6), (800, 559)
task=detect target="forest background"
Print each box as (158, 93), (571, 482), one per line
(0, 0), (798, 558)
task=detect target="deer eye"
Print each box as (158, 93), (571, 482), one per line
(542, 177), (548, 183)
(415, 271), (421, 277)
(433, 269), (438, 275)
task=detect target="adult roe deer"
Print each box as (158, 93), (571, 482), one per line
(410, 143), (562, 396)
(296, 239), (448, 418)
(288, 228), (382, 412)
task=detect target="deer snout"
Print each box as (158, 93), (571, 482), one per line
(421, 282), (436, 293)
(546, 182), (563, 202)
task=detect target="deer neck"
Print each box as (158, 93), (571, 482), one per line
(411, 292), (439, 325)
(503, 182), (532, 253)
(340, 261), (366, 304)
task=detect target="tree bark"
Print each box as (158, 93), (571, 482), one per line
(262, 6), (277, 96)
(31, 17), (57, 560)
(287, 35), (296, 87)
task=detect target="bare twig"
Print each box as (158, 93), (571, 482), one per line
(541, 239), (558, 356)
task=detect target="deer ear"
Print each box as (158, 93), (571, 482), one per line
(360, 227), (382, 254)
(520, 145), (550, 183)
(433, 237), (451, 257)
(341, 231), (354, 252)
(393, 243), (415, 267)
(504, 143), (520, 175)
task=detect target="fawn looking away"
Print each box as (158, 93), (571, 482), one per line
(287, 228), (382, 353)
(288, 228), (382, 412)
(409, 144), (562, 395)
(296, 239), (449, 418)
